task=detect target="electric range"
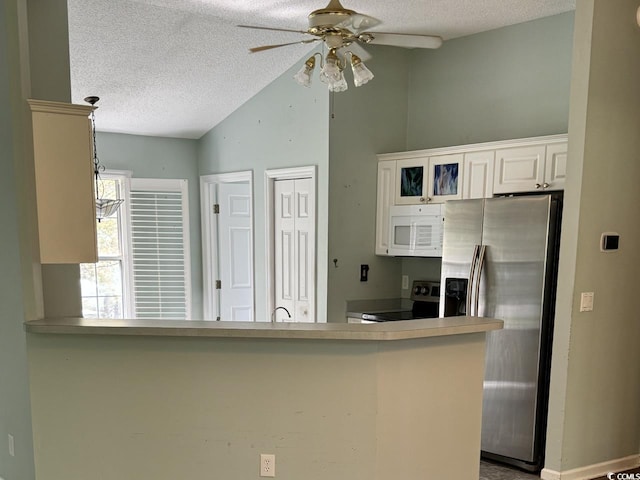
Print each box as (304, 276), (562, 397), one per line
(360, 280), (441, 322)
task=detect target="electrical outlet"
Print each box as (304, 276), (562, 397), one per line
(8, 434), (15, 457)
(402, 275), (409, 289)
(260, 453), (275, 477)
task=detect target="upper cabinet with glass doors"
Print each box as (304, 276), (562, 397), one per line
(395, 153), (463, 205)
(376, 134), (568, 256)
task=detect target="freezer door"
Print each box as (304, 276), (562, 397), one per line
(478, 195), (552, 463)
(439, 199), (484, 317)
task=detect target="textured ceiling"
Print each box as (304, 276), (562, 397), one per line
(67, 0), (576, 139)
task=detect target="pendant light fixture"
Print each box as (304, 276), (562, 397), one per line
(84, 96), (123, 222)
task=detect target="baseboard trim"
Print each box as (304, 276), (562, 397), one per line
(541, 454), (640, 480)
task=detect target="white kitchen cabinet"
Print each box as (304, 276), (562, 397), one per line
(493, 145), (546, 194)
(493, 141), (567, 194)
(394, 154), (463, 205)
(463, 151), (495, 199)
(427, 154), (464, 202)
(375, 160), (396, 255)
(394, 156), (429, 204)
(28, 99), (98, 264)
(376, 134), (567, 255)
(544, 142), (568, 191)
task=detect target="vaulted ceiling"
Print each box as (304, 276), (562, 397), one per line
(68, 0), (576, 139)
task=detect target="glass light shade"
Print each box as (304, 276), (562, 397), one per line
(319, 51), (342, 85)
(293, 57), (315, 87)
(351, 57), (374, 87)
(328, 71), (348, 92)
(96, 198), (123, 222)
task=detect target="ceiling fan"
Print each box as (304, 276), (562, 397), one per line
(238, 0), (443, 92)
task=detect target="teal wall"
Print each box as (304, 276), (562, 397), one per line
(198, 54), (330, 322)
(0, 0), (36, 479)
(26, 0), (71, 102)
(326, 45), (409, 321)
(97, 132), (203, 319)
(406, 12), (574, 150)
(400, 12), (574, 289)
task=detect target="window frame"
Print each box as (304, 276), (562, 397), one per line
(81, 170), (134, 318)
(129, 177), (192, 320)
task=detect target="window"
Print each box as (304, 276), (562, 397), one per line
(129, 178), (191, 320)
(80, 175), (191, 320)
(80, 173), (132, 318)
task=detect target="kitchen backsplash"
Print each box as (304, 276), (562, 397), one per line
(401, 257), (442, 298)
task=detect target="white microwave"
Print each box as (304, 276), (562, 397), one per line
(388, 204), (444, 257)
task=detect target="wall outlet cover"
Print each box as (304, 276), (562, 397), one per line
(260, 453), (275, 477)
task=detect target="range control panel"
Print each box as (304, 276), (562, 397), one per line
(410, 280), (441, 303)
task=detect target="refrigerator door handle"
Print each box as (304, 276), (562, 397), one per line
(474, 245), (487, 317)
(467, 245), (480, 316)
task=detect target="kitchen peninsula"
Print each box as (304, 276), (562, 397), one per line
(25, 316), (502, 480)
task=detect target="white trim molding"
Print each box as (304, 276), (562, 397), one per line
(541, 454), (640, 480)
(378, 133), (568, 162)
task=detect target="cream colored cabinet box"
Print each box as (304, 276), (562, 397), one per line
(28, 99), (98, 264)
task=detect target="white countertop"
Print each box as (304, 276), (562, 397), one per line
(25, 316), (502, 341)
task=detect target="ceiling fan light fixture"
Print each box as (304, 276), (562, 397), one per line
(294, 56), (316, 87)
(328, 71), (348, 92)
(350, 53), (374, 87)
(319, 48), (342, 85)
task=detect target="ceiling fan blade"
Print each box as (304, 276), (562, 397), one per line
(237, 24), (309, 35)
(335, 13), (381, 33)
(249, 38), (319, 54)
(365, 32), (443, 49)
(339, 42), (372, 62)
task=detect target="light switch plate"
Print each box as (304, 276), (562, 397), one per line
(402, 275), (409, 290)
(580, 292), (594, 312)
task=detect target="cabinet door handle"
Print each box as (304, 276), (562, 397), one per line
(535, 183), (542, 189)
(419, 197), (426, 203)
(543, 182), (550, 189)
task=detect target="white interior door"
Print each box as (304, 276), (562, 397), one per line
(217, 182), (253, 321)
(274, 178), (315, 322)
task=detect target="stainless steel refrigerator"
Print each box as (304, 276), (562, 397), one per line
(439, 194), (561, 471)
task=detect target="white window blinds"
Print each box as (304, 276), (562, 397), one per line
(129, 179), (191, 319)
